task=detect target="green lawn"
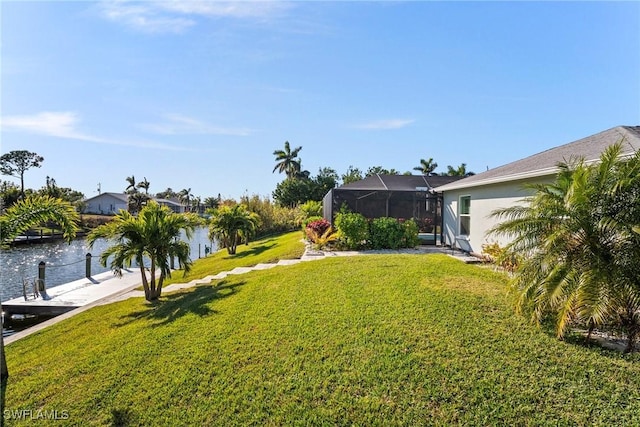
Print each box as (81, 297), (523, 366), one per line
(164, 230), (306, 285)
(5, 252), (640, 426)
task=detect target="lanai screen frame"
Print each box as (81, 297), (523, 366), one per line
(323, 188), (444, 245)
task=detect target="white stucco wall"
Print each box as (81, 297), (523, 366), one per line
(442, 177), (553, 254)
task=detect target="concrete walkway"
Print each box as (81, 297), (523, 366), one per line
(4, 244), (479, 344)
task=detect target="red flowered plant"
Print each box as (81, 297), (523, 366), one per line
(305, 219), (332, 241)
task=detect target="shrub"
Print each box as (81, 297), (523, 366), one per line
(305, 219), (331, 241)
(402, 218), (420, 248)
(306, 225), (339, 250)
(481, 241), (520, 273)
(238, 194), (301, 236)
(334, 211), (369, 250)
(302, 216), (323, 230)
(299, 200), (323, 218)
(369, 217), (405, 250)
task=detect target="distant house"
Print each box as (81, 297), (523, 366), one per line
(83, 193), (186, 214)
(155, 198), (186, 213)
(83, 192), (128, 215)
(323, 174), (463, 245)
(435, 125), (640, 254)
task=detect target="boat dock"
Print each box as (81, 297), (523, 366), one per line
(2, 269), (143, 318)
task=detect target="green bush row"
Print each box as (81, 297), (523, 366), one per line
(334, 211), (420, 250)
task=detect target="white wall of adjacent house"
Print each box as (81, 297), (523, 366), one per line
(441, 176), (553, 255)
(84, 194), (127, 215)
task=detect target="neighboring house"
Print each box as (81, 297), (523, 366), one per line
(323, 174), (463, 245)
(435, 125), (640, 254)
(155, 198), (186, 213)
(83, 193), (186, 214)
(83, 192), (128, 215)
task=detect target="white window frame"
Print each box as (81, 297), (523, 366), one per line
(458, 195), (471, 236)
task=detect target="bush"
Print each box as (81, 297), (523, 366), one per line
(481, 241), (520, 273)
(402, 218), (420, 248)
(334, 211), (369, 250)
(299, 200), (323, 218)
(237, 194), (301, 237)
(305, 219), (331, 241)
(369, 217), (405, 250)
(302, 216), (323, 230)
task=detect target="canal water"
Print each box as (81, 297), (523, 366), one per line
(1, 227), (215, 336)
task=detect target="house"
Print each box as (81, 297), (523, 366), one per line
(323, 174), (463, 244)
(83, 192), (128, 215)
(83, 193), (186, 214)
(435, 125), (640, 254)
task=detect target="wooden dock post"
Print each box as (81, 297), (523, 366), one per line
(38, 261), (46, 292)
(86, 253), (92, 278)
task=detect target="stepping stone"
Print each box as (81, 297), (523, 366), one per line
(277, 259), (301, 266)
(253, 263), (278, 270)
(229, 267), (254, 275)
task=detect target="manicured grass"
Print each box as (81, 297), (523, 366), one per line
(164, 231), (306, 286)
(5, 254), (640, 426)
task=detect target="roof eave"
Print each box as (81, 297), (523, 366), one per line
(435, 167), (559, 192)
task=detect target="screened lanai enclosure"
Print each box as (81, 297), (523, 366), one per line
(323, 174), (462, 245)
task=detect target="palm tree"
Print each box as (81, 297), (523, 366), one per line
(444, 163), (475, 177)
(125, 175), (136, 194)
(178, 188), (193, 212)
(272, 141), (302, 179)
(0, 195), (79, 383)
(203, 196), (220, 210)
(127, 192), (149, 215)
(208, 204), (260, 255)
(136, 177), (150, 195)
(87, 201), (199, 301)
(413, 158), (438, 175)
(489, 143), (640, 352)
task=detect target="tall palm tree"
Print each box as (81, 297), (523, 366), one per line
(125, 175), (136, 194)
(178, 188), (193, 212)
(0, 195), (79, 383)
(208, 204), (260, 255)
(136, 177), (150, 195)
(489, 143), (640, 352)
(87, 201), (199, 301)
(413, 158), (438, 175)
(272, 141), (302, 179)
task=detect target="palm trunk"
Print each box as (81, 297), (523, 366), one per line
(138, 259), (150, 301)
(585, 320), (595, 344)
(624, 324), (638, 354)
(149, 258), (156, 295)
(155, 272), (165, 300)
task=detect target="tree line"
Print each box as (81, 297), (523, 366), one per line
(270, 141), (474, 207)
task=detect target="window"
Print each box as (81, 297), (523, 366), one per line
(459, 196), (470, 236)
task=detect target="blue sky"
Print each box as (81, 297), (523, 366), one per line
(2, 1), (639, 202)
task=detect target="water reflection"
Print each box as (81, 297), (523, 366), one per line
(1, 227), (214, 334)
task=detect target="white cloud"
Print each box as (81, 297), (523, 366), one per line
(140, 113), (254, 136)
(100, 0), (291, 33)
(2, 111), (101, 141)
(100, 1), (195, 33)
(1, 111), (189, 151)
(354, 119), (415, 130)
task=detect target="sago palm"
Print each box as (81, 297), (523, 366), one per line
(490, 143), (640, 352)
(87, 201), (199, 301)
